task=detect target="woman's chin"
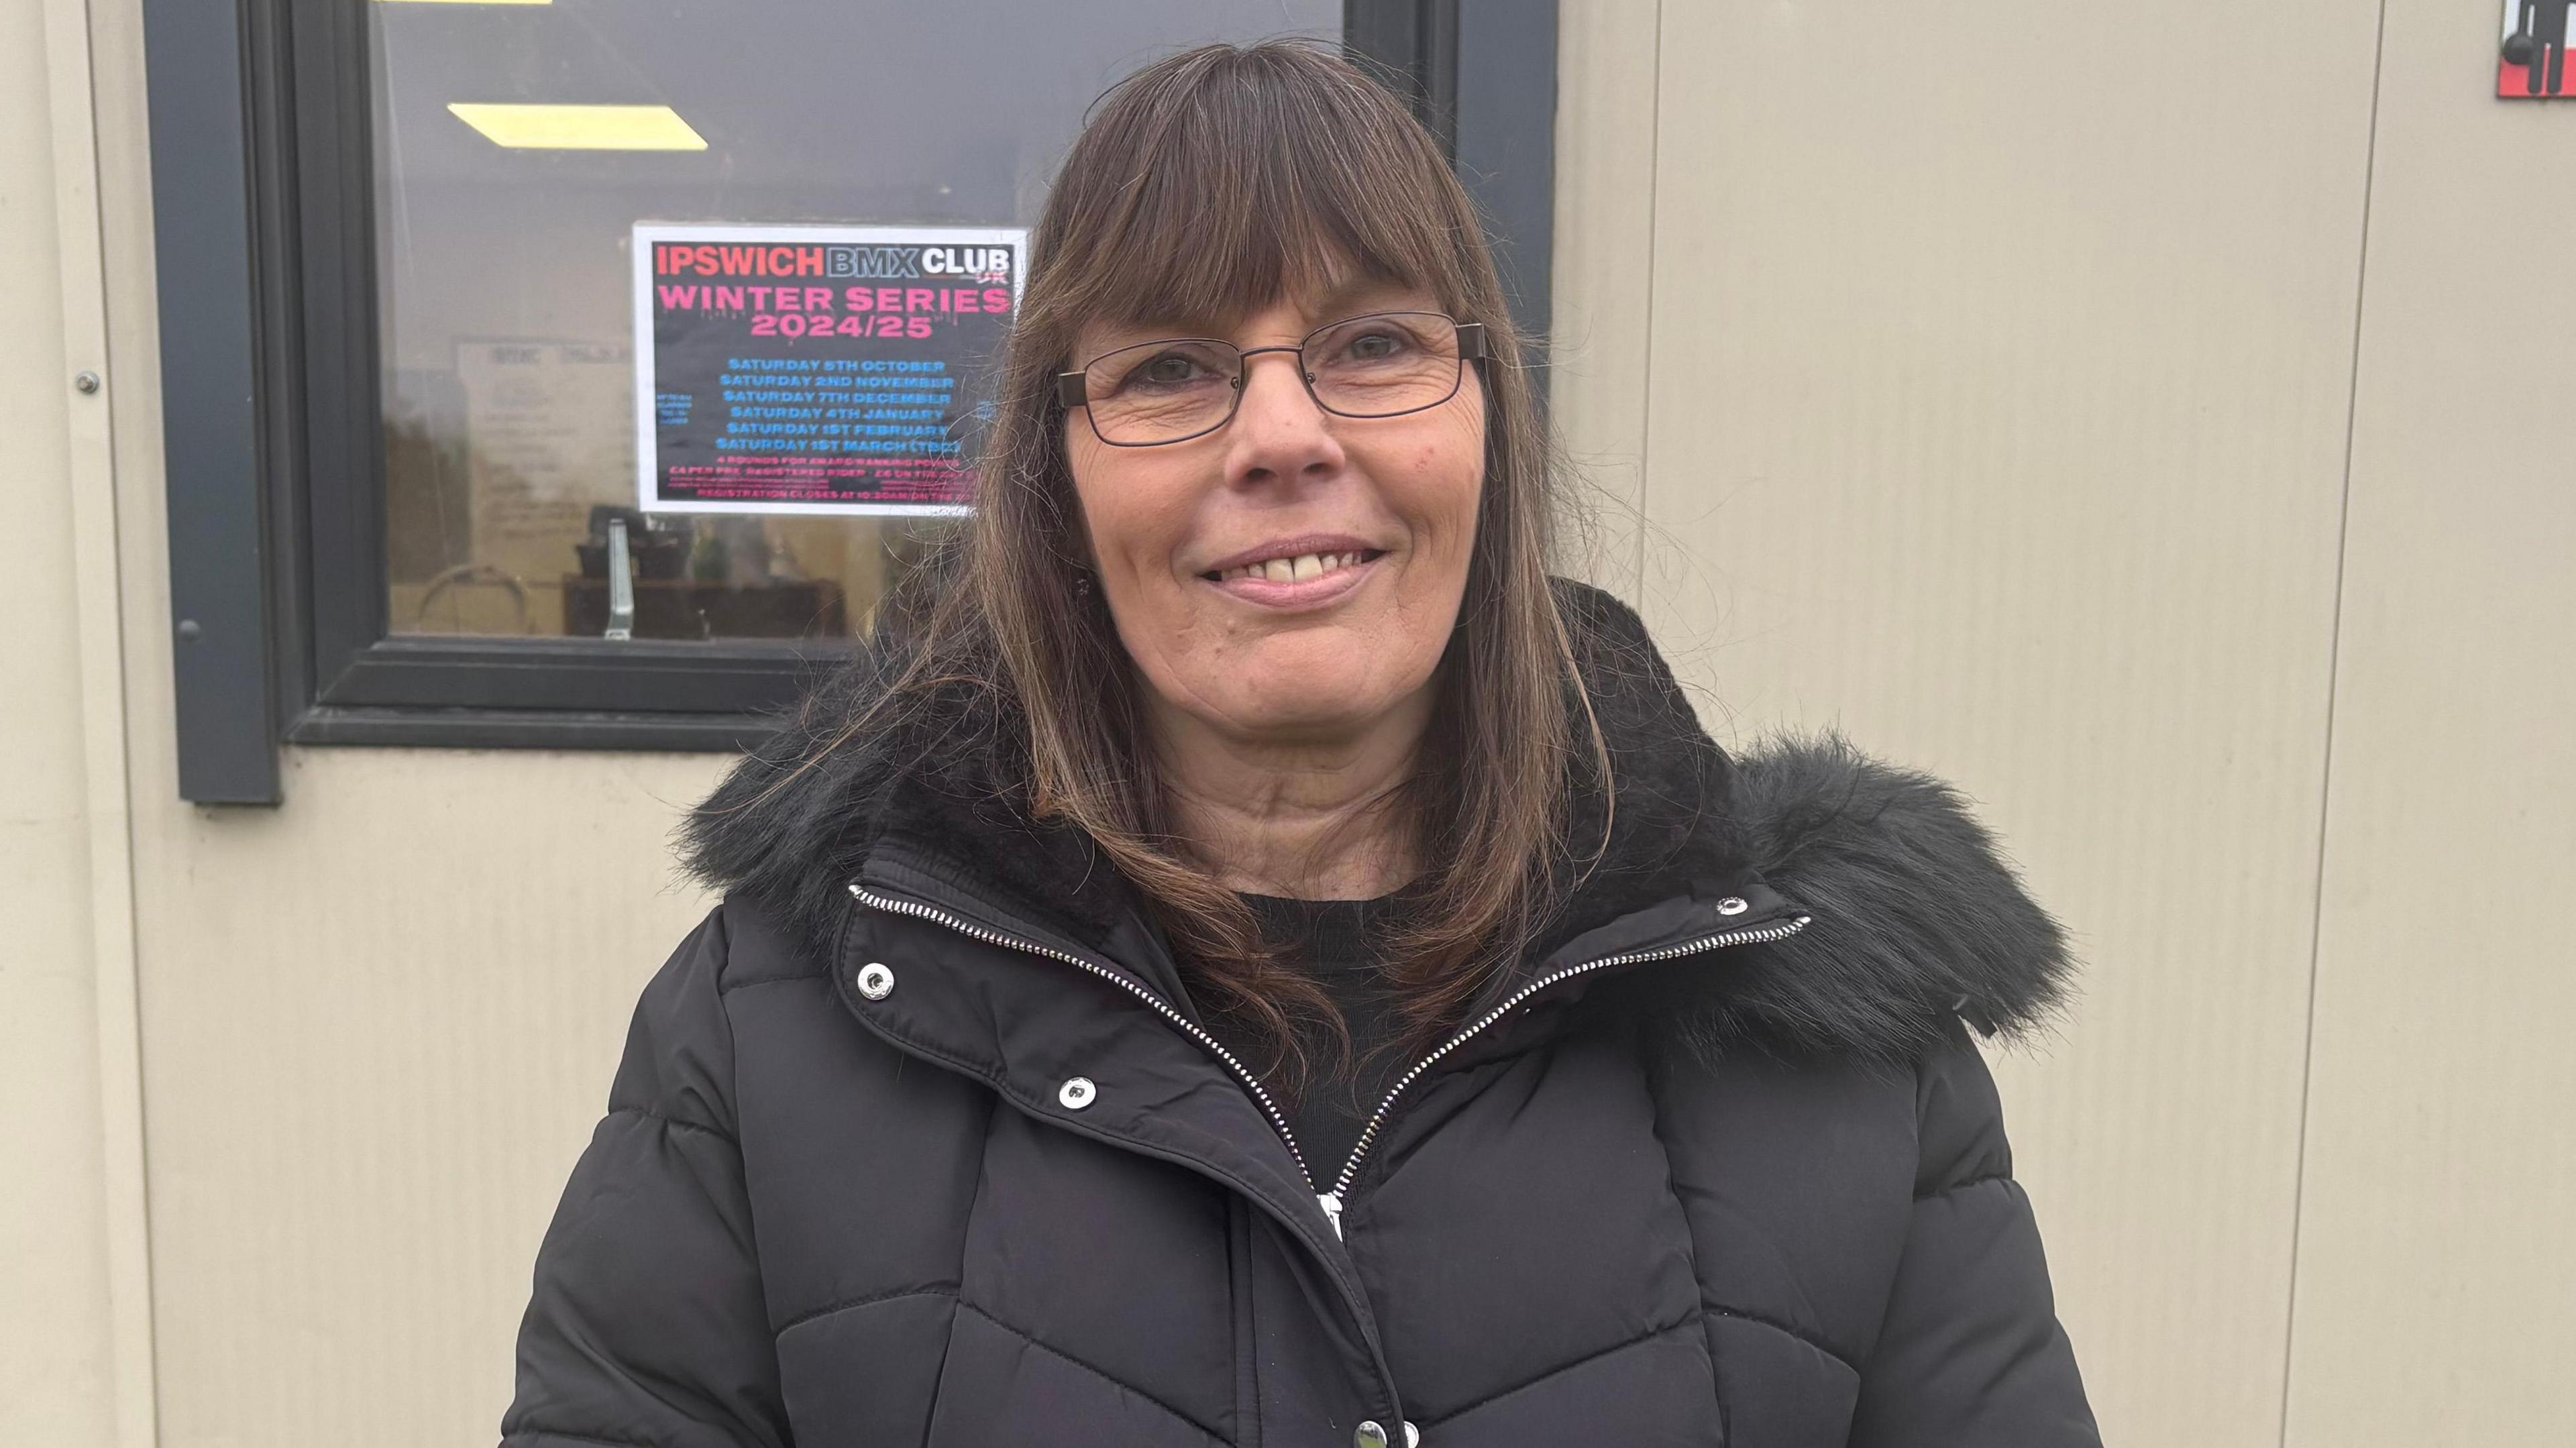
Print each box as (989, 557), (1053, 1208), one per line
(1195, 675), (1420, 745)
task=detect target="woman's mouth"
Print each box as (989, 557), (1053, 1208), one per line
(1203, 549), (1380, 585)
(1198, 547), (1386, 607)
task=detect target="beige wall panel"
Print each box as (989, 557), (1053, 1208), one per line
(2284, 3), (2576, 1443)
(73, 0), (739, 1439)
(1, 0), (118, 1439)
(1550, 0), (1662, 587)
(121, 750), (729, 1447)
(1630, 4), (2381, 1441)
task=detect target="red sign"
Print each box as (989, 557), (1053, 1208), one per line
(2501, 1), (2575, 99)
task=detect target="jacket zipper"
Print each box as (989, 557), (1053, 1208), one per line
(1315, 913), (1810, 1235)
(850, 882), (1807, 1241)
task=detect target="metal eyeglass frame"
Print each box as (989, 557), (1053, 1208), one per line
(1054, 311), (1489, 447)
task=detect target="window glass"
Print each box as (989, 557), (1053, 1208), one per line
(372, 1), (1338, 641)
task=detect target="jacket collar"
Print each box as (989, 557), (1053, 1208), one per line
(684, 579), (2074, 1062)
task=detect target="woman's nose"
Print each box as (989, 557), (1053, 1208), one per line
(1227, 351), (1340, 478)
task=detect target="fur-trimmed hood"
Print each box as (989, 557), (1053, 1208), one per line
(684, 580), (2074, 1060)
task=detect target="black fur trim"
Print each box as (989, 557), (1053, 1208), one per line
(1670, 733), (2077, 1062)
(679, 581), (2074, 1060)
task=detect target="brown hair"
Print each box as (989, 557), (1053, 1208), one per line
(883, 41), (1597, 1090)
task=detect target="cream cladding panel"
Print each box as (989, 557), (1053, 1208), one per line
(83, 6), (736, 1444)
(2284, 0), (2576, 1441)
(1558, 1), (2387, 1443)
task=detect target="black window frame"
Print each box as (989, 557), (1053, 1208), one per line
(142, 0), (1556, 803)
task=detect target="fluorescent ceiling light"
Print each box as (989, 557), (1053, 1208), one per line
(447, 103), (706, 151)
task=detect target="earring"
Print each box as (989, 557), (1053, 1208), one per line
(1073, 572), (1093, 600)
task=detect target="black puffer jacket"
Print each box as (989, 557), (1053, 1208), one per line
(501, 584), (2099, 1447)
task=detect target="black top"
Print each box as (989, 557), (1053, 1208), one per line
(1212, 891), (1415, 1186)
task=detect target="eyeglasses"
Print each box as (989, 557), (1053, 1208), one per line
(1055, 311), (1487, 447)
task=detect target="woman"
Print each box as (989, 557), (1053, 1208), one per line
(503, 42), (2099, 1448)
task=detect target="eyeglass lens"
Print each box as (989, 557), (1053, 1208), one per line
(1078, 312), (1465, 446)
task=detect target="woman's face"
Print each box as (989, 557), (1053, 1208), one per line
(1064, 284), (1486, 750)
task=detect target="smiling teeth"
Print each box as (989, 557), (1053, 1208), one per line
(1218, 551), (1365, 583)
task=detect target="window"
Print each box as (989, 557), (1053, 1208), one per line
(144, 0), (1556, 802)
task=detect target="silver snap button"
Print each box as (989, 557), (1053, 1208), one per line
(1404, 1423), (1421, 1447)
(1057, 1076), (1097, 1110)
(854, 961), (895, 1000)
(1354, 1422), (1389, 1448)
(1715, 895), (1749, 916)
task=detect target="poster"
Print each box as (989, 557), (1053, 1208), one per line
(2500, 0), (2575, 99)
(633, 222), (1026, 516)
(458, 337), (634, 588)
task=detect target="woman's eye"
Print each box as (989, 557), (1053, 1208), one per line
(1125, 351), (1218, 389)
(1338, 329), (1411, 363)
